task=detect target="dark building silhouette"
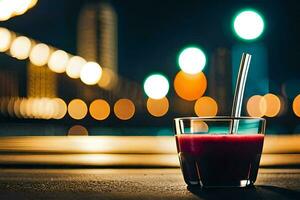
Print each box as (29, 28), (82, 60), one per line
(77, 1), (118, 73)
(0, 70), (19, 97)
(208, 48), (232, 115)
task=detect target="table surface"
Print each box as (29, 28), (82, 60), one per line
(1, 136), (300, 167)
(0, 168), (299, 200)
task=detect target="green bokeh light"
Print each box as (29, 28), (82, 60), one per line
(233, 9), (265, 41)
(143, 74), (169, 99)
(178, 46), (206, 74)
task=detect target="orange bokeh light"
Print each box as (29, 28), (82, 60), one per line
(68, 99), (88, 120)
(89, 99), (110, 120)
(247, 95), (266, 117)
(68, 125), (89, 136)
(194, 96), (218, 117)
(293, 94), (300, 117)
(114, 99), (135, 120)
(174, 71), (207, 101)
(52, 98), (67, 119)
(98, 68), (117, 90)
(263, 93), (281, 117)
(146, 97), (169, 117)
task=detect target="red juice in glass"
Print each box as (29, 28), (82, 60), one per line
(174, 117), (265, 188)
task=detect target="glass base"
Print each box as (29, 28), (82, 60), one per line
(187, 180), (253, 188)
(178, 152), (260, 189)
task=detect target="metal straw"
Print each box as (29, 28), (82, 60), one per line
(230, 53), (252, 134)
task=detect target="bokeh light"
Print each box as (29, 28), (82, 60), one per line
(34, 99), (43, 119)
(114, 99), (135, 120)
(48, 50), (69, 73)
(52, 98), (67, 119)
(89, 99), (110, 120)
(146, 97), (169, 117)
(0, 0), (38, 21)
(194, 96), (218, 117)
(7, 98), (16, 117)
(31, 100), (39, 119)
(174, 71), (207, 101)
(30, 98), (38, 118)
(34, 99), (44, 119)
(66, 56), (87, 79)
(43, 98), (55, 119)
(98, 68), (118, 90)
(0, 27), (11, 52)
(144, 74), (169, 99)
(10, 36), (31, 60)
(16, 97), (67, 119)
(29, 43), (50, 66)
(233, 9), (264, 40)
(13, 98), (22, 118)
(29, 0), (38, 8)
(263, 93), (281, 117)
(27, 98), (49, 119)
(80, 62), (102, 85)
(178, 47), (206, 74)
(35, 98), (53, 119)
(13, 0), (33, 15)
(246, 95), (266, 117)
(293, 95), (300, 117)
(25, 98), (34, 118)
(68, 125), (89, 136)
(0, 0), (13, 21)
(19, 98), (28, 118)
(22, 98), (34, 119)
(24, 98), (37, 118)
(191, 120), (209, 133)
(68, 99), (88, 120)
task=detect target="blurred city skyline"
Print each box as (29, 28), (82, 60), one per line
(0, 0), (299, 135)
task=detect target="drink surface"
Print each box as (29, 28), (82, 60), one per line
(175, 134), (264, 187)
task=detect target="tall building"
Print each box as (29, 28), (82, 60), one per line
(77, 1), (118, 73)
(208, 48), (232, 115)
(76, 0), (121, 103)
(76, 1), (144, 108)
(27, 63), (57, 97)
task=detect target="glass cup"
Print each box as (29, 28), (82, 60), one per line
(174, 116), (266, 188)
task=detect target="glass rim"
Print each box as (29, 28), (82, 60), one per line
(174, 116), (265, 122)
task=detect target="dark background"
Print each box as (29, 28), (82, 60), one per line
(0, 0), (299, 135)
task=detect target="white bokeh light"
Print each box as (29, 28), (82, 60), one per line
(178, 47), (206, 74)
(234, 10), (264, 40)
(48, 50), (69, 73)
(10, 36), (31, 60)
(0, 0), (13, 21)
(0, 0), (38, 21)
(13, 0), (32, 15)
(80, 62), (102, 85)
(29, 43), (50, 66)
(144, 74), (169, 99)
(0, 27), (11, 52)
(66, 56), (87, 79)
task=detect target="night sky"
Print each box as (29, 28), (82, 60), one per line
(2, 0), (299, 84)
